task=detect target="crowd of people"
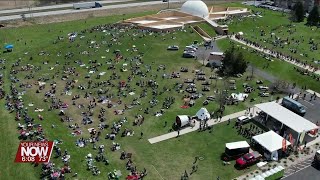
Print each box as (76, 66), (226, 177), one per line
(220, 11), (320, 82)
(2, 21), (224, 179)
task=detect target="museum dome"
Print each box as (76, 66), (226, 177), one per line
(180, 0), (209, 18)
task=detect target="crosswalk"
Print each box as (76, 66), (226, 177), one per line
(282, 157), (314, 178)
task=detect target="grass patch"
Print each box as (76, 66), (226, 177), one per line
(0, 4), (282, 180)
(198, 22), (217, 37)
(217, 39), (320, 92)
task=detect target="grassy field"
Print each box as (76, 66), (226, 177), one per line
(197, 22), (217, 37)
(217, 37), (320, 93)
(0, 5), (285, 180)
(222, 4), (320, 68)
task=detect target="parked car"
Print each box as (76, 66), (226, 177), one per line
(186, 44), (198, 49)
(244, 87), (255, 93)
(257, 86), (269, 91)
(167, 45), (179, 51)
(259, 92), (270, 97)
(182, 51), (195, 58)
(222, 141), (250, 161)
(236, 116), (251, 125)
(184, 47), (197, 52)
(256, 80), (264, 84)
(236, 151), (262, 168)
(229, 85), (237, 90)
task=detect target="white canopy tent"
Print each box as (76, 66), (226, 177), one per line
(255, 102), (318, 133)
(196, 107), (210, 120)
(253, 131), (291, 160)
(226, 141), (249, 150)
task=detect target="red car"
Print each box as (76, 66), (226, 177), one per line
(236, 151), (261, 168)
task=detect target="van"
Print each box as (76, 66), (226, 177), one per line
(281, 96), (306, 116)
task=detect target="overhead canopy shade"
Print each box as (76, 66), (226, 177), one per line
(226, 141), (249, 150)
(253, 131), (291, 153)
(255, 102), (318, 133)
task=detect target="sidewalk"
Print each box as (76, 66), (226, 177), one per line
(148, 110), (246, 144)
(230, 36), (320, 75)
(306, 89), (320, 98)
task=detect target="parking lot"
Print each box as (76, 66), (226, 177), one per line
(298, 92), (320, 125)
(283, 164), (319, 180)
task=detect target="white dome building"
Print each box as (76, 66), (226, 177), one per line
(180, 0), (209, 18)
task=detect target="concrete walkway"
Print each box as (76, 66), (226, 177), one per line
(306, 89), (320, 98)
(148, 110), (246, 144)
(230, 36), (320, 75)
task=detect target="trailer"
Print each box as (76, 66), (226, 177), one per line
(222, 141), (250, 161)
(73, 2), (102, 10)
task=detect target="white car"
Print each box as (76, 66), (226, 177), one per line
(258, 86), (269, 91)
(236, 116), (251, 124)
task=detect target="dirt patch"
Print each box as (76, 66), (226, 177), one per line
(0, 1), (36, 10)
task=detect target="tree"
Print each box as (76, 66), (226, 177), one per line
(291, 1), (305, 22)
(307, 6), (320, 26)
(269, 80), (291, 94)
(219, 45), (247, 76)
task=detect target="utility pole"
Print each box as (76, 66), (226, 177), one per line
(167, 0), (169, 9)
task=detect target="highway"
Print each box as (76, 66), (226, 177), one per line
(0, 0), (134, 15)
(0, 1), (181, 22)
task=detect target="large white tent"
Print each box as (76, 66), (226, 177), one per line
(255, 102), (318, 133)
(196, 107), (210, 120)
(253, 131), (291, 160)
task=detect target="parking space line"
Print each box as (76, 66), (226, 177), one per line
(303, 100), (314, 106)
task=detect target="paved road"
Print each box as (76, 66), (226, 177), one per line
(0, 0), (182, 22)
(297, 92), (320, 124)
(0, 0), (134, 15)
(283, 163), (320, 180)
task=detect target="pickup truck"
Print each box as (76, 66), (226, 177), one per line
(236, 151), (262, 168)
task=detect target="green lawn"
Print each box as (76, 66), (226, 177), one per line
(222, 4), (320, 68)
(217, 39), (320, 93)
(0, 6), (282, 180)
(197, 22), (217, 37)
